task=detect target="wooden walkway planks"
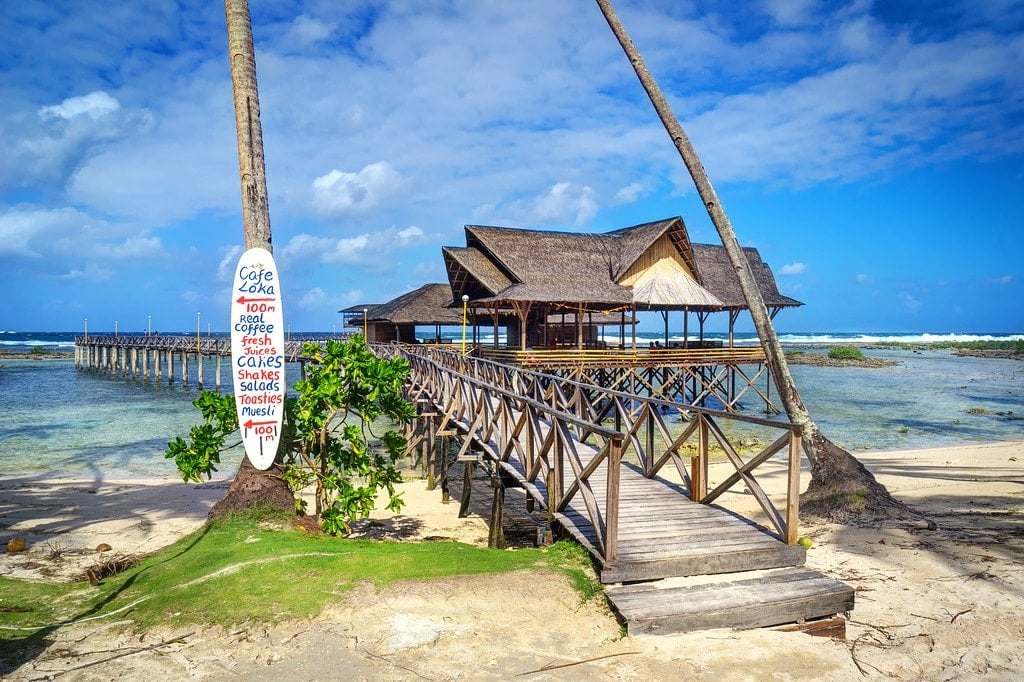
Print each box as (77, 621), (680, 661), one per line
(499, 446), (806, 584)
(605, 567), (855, 635)
(403, 351), (854, 634)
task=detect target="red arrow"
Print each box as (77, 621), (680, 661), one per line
(236, 296), (276, 304)
(243, 419), (277, 429)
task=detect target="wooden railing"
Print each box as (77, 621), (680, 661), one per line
(385, 343), (804, 557)
(393, 346), (627, 561)
(75, 335), (331, 361)
(479, 345), (767, 368)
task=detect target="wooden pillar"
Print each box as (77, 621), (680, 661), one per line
(543, 467), (557, 546)
(576, 304), (583, 351)
(181, 352), (189, 386)
(458, 458), (474, 518)
(215, 354), (222, 390)
(631, 304), (637, 350)
(197, 351), (204, 387)
(440, 436), (451, 503)
(488, 474), (506, 549)
(167, 350), (174, 384)
(492, 304), (499, 349)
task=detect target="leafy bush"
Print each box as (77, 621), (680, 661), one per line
(166, 335), (414, 535)
(827, 346), (865, 360)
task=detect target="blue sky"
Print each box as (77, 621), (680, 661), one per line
(1, 0), (1021, 335)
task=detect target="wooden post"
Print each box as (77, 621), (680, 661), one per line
(440, 437), (451, 503)
(215, 354), (222, 390)
(167, 350), (174, 384)
(182, 352), (189, 386)
(458, 459), (473, 518)
(696, 416), (709, 501)
(197, 351), (204, 387)
(543, 467), (557, 545)
(786, 428), (802, 546)
(488, 474), (506, 549)
(605, 437), (622, 563)
(427, 432), (441, 491)
(645, 406), (655, 477)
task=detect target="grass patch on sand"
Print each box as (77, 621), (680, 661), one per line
(0, 508), (598, 649)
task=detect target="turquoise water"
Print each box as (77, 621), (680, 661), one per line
(1, 345), (1022, 479)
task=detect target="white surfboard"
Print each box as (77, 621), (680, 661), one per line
(229, 247), (286, 470)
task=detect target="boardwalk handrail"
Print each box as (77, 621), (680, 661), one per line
(387, 342), (803, 549)
(479, 345), (767, 368)
(387, 345), (627, 561)
(75, 334), (329, 361)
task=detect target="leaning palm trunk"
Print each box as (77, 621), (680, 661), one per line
(209, 0), (294, 520)
(595, 0), (913, 521)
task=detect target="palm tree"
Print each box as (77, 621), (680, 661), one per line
(595, 0), (912, 521)
(209, 0), (293, 518)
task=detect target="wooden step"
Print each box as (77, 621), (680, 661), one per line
(605, 567), (855, 635)
(599, 543), (806, 583)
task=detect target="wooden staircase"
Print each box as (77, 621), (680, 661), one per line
(508, 459), (855, 636)
(606, 567), (854, 635)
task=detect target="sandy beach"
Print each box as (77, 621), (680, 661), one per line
(3, 440), (1023, 679)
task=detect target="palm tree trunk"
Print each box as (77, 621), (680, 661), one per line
(210, 0), (293, 520)
(595, 0), (914, 521)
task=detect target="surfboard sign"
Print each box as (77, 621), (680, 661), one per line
(229, 247), (286, 470)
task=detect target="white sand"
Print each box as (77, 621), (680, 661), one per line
(3, 441), (1023, 680)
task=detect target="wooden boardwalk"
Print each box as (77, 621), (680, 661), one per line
(395, 345), (855, 635)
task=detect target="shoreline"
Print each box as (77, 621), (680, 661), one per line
(3, 439), (1022, 581)
(3, 440), (1023, 679)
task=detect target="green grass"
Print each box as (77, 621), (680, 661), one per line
(874, 340), (1024, 351)
(1, 509), (600, 661)
(827, 346), (865, 360)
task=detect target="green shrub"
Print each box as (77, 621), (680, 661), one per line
(827, 346), (865, 360)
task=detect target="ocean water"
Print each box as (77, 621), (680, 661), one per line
(1, 331), (1022, 479)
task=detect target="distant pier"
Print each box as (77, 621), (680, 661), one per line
(73, 334), (332, 389)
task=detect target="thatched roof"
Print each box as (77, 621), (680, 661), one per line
(691, 245), (802, 308)
(442, 246), (511, 297)
(444, 217), (801, 311)
(631, 258), (723, 308)
(338, 303), (382, 314)
(365, 283), (463, 325)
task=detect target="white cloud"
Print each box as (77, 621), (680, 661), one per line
(57, 263), (112, 281)
(854, 273), (871, 283)
(489, 182), (598, 227)
(340, 289), (365, 306)
(778, 262), (807, 276)
(217, 245), (243, 281)
(762, 0), (818, 27)
(39, 91), (121, 121)
(298, 287), (328, 310)
(987, 275), (1013, 285)
(311, 162), (404, 216)
(279, 225), (428, 268)
(283, 15), (333, 47)
(899, 292), (921, 313)
(613, 182), (645, 204)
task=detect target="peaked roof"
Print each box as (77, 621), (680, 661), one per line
(365, 283), (463, 325)
(691, 244), (802, 308)
(444, 217), (801, 311)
